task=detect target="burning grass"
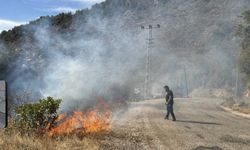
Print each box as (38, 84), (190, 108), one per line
(0, 126), (149, 150)
(12, 96), (113, 138)
(0, 100), (151, 150)
(0, 100), (114, 149)
(49, 109), (112, 137)
(48, 99), (112, 137)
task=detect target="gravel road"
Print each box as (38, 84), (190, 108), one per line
(113, 98), (250, 150)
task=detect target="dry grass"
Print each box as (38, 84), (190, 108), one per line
(0, 128), (100, 150)
(231, 105), (250, 114)
(0, 126), (149, 150)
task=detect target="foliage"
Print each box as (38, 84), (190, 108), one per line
(242, 10), (250, 24)
(52, 12), (73, 29)
(0, 26), (23, 43)
(237, 10), (250, 90)
(14, 97), (61, 131)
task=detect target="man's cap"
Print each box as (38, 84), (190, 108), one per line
(164, 85), (169, 89)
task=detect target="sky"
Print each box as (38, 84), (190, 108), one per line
(0, 0), (105, 32)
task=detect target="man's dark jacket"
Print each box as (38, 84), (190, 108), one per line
(166, 90), (174, 105)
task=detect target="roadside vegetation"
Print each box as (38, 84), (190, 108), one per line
(222, 97), (250, 114)
(237, 10), (250, 89)
(222, 10), (250, 114)
(0, 97), (81, 150)
(0, 97), (99, 149)
(0, 96), (144, 149)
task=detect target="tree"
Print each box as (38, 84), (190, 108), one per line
(237, 10), (250, 90)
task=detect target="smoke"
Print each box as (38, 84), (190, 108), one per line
(6, 9), (146, 110)
(3, 0), (250, 109)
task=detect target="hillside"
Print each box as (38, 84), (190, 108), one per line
(0, 0), (250, 105)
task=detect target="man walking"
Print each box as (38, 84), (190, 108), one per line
(164, 85), (176, 121)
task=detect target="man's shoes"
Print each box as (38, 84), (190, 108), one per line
(164, 116), (169, 120)
(172, 118), (176, 121)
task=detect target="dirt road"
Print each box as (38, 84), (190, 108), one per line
(113, 98), (250, 150)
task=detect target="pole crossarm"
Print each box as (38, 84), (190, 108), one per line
(141, 24), (160, 29)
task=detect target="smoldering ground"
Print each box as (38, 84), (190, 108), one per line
(2, 0), (250, 110)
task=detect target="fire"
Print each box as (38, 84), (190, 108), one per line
(48, 100), (112, 137)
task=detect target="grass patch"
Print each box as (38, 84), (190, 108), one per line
(0, 128), (100, 150)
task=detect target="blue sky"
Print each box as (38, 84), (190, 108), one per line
(0, 0), (105, 32)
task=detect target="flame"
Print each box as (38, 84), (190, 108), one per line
(48, 100), (112, 137)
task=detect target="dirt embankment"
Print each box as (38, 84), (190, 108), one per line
(190, 88), (250, 116)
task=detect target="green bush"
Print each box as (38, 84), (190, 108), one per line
(14, 97), (61, 132)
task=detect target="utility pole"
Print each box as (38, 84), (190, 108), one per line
(235, 15), (243, 102)
(235, 48), (241, 102)
(141, 24), (160, 99)
(183, 67), (189, 98)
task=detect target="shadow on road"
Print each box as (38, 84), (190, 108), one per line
(176, 120), (221, 125)
(192, 146), (223, 150)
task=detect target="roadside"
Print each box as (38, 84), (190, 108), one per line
(190, 88), (250, 117)
(221, 97), (250, 116)
(220, 105), (250, 119)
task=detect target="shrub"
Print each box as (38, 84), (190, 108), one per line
(14, 97), (61, 132)
(222, 97), (235, 107)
